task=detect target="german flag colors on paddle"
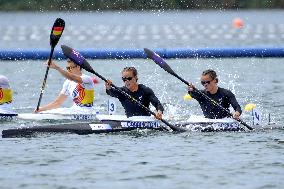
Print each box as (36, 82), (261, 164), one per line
(52, 27), (64, 36)
(50, 18), (65, 48)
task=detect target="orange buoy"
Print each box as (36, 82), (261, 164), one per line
(233, 17), (244, 28)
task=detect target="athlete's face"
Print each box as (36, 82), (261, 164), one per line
(122, 70), (138, 90)
(200, 74), (217, 93)
(66, 60), (80, 73)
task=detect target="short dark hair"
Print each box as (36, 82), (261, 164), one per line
(67, 58), (82, 70)
(202, 69), (217, 80)
(122, 67), (137, 77)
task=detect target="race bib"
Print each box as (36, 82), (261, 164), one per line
(80, 89), (94, 105)
(0, 88), (13, 104)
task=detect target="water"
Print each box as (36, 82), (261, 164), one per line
(1, 10), (284, 49)
(1, 11), (284, 189)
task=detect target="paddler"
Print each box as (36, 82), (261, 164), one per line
(188, 69), (242, 119)
(105, 67), (164, 120)
(34, 53), (97, 113)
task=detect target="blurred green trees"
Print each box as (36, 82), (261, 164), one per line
(0, 0), (283, 11)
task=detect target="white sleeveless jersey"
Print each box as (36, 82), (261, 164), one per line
(60, 74), (95, 107)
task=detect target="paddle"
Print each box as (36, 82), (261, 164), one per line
(144, 48), (253, 130)
(61, 45), (185, 132)
(36, 18), (65, 111)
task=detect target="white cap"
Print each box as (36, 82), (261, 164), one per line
(0, 75), (10, 88)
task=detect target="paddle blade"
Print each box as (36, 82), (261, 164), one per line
(50, 18), (65, 48)
(61, 45), (95, 74)
(144, 48), (176, 75)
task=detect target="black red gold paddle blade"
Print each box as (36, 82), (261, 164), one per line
(50, 18), (65, 48)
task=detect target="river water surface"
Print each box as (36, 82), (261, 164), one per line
(0, 11), (284, 189)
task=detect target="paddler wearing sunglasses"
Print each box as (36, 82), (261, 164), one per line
(105, 67), (164, 120)
(34, 58), (97, 113)
(188, 69), (242, 119)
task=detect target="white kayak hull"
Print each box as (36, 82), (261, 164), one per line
(176, 115), (242, 132)
(1, 107), (100, 121)
(17, 113), (97, 121)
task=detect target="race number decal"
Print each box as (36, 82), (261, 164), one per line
(252, 109), (262, 125)
(108, 99), (117, 115)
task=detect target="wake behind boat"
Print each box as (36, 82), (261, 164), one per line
(1, 114), (245, 138)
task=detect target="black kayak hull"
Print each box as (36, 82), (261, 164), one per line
(2, 120), (164, 138)
(2, 118), (244, 138)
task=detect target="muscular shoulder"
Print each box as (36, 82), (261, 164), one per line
(80, 74), (93, 84)
(218, 87), (235, 97)
(138, 84), (153, 93)
(62, 79), (71, 87)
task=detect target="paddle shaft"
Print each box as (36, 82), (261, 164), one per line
(87, 69), (182, 131)
(36, 47), (54, 111)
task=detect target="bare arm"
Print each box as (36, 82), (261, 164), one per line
(34, 93), (67, 113)
(147, 88), (164, 120)
(231, 98), (242, 119)
(187, 82), (201, 100)
(48, 60), (83, 83)
(105, 80), (126, 99)
(105, 80), (112, 90)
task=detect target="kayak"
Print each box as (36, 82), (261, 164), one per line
(1, 115), (244, 138)
(0, 112), (98, 121)
(1, 107), (101, 121)
(176, 115), (242, 132)
(17, 113), (97, 121)
(1, 115), (162, 138)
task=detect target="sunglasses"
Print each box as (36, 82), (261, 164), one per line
(201, 80), (213, 86)
(122, 77), (133, 82)
(66, 65), (77, 71)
